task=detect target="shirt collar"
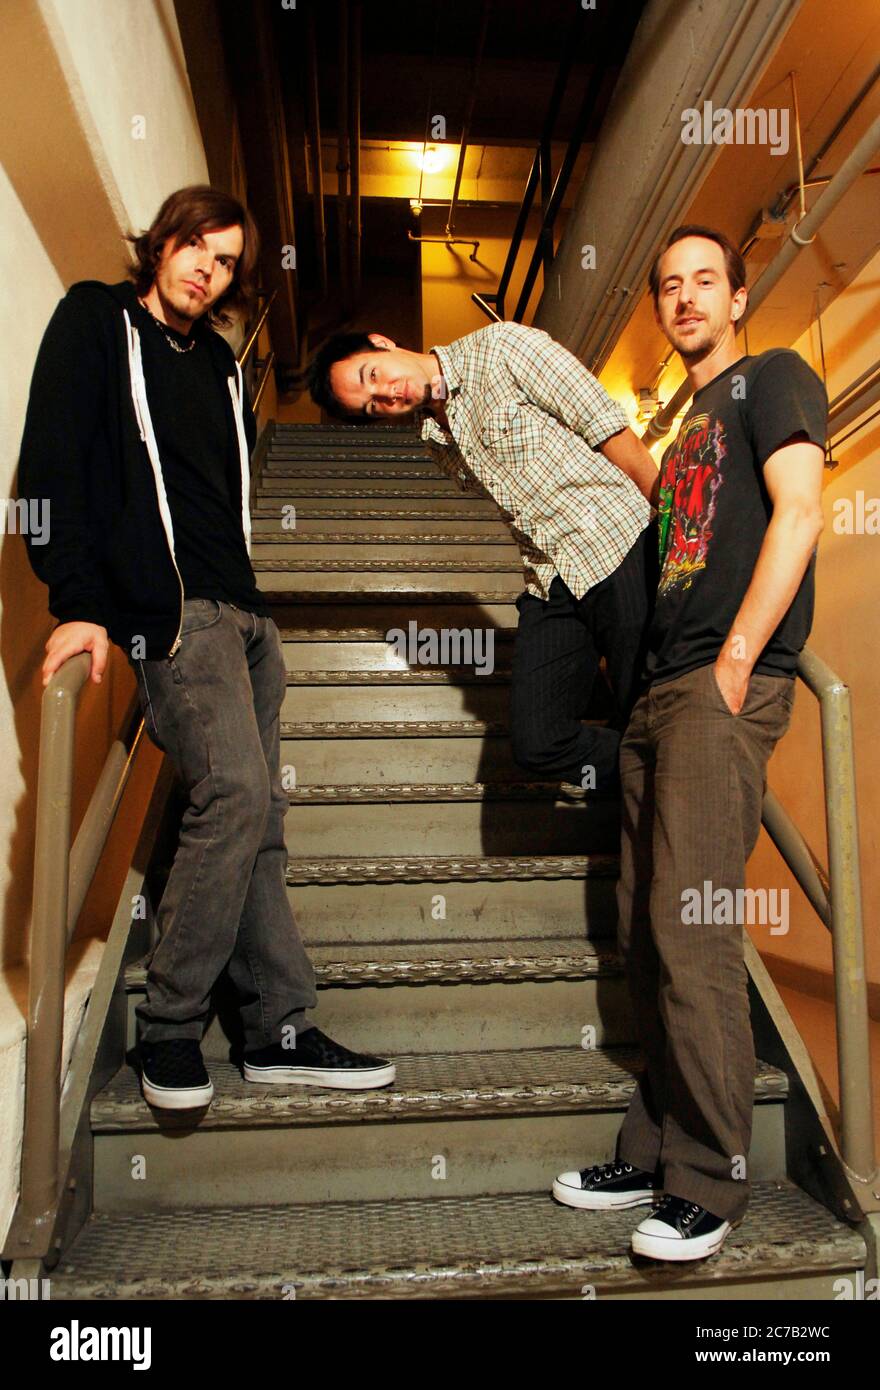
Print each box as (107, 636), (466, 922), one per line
(420, 343), (461, 443)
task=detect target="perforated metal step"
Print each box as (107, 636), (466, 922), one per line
(125, 937), (623, 993)
(94, 1045), (789, 1134)
(48, 1183), (865, 1300)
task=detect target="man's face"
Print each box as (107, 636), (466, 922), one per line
(153, 224), (243, 321)
(330, 335), (438, 419)
(653, 236), (746, 358)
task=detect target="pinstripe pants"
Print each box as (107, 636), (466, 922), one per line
(615, 661), (795, 1221)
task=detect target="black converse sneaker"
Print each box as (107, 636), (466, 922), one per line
(631, 1194), (733, 1261)
(243, 1026), (396, 1090)
(140, 1039), (214, 1110)
(553, 1160), (662, 1210)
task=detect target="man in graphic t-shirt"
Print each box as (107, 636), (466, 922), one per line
(552, 224), (827, 1261)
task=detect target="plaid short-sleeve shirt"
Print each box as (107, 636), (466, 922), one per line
(420, 320), (652, 600)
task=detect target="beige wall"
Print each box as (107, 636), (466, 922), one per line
(0, 0), (209, 1248)
(420, 205), (568, 350)
(746, 247), (880, 999)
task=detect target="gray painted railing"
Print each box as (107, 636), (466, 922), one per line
(761, 648), (876, 1192)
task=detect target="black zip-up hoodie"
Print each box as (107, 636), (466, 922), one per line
(17, 279), (257, 660)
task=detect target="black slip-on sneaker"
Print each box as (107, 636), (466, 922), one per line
(140, 1039), (214, 1110)
(553, 1160), (662, 1210)
(243, 1026), (396, 1090)
(631, 1194), (734, 1261)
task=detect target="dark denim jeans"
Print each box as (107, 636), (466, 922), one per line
(129, 598), (317, 1049)
(509, 528), (657, 791)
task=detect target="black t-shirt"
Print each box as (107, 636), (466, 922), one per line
(644, 349), (827, 687)
(133, 299), (267, 615)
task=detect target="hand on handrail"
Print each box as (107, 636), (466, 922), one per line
(41, 621), (108, 689)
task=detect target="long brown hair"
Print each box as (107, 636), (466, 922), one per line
(126, 185), (260, 327)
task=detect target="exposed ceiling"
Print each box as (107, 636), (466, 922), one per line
(600, 0), (880, 429)
(298, 0), (649, 147)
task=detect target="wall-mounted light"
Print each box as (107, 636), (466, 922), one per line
(409, 199), (423, 216)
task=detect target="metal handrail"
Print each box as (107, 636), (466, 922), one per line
(19, 656), (143, 1238)
(16, 306), (276, 1254)
(761, 647), (877, 1193)
(238, 288), (278, 371)
(252, 349), (276, 414)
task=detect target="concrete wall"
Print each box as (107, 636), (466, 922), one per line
(746, 245), (880, 1004)
(0, 0), (209, 1249)
(420, 205), (567, 351)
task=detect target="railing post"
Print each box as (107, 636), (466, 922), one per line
(810, 656), (877, 1184)
(18, 653), (90, 1237)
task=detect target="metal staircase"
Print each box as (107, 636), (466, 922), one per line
(45, 423), (867, 1300)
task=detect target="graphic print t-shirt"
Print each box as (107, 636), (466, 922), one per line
(644, 349), (827, 687)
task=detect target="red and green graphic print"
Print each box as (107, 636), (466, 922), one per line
(657, 412), (726, 596)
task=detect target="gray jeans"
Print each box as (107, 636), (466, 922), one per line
(129, 598), (317, 1049)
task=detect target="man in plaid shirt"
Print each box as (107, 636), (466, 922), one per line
(309, 321), (660, 792)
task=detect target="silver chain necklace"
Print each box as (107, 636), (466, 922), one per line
(137, 297), (196, 353)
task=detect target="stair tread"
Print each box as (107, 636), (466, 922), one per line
(280, 664), (514, 681)
(255, 559), (522, 572)
(280, 719), (510, 737)
(286, 782), (611, 803)
(125, 938), (624, 996)
(92, 1044), (789, 1133)
(251, 505), (500, 518)
(278, 626), (517, 640)
(257, 532), (513, 544)
(49, 1181), (863, 1299)
(263, 590), (521, 603)
(285, 853), (619, 884)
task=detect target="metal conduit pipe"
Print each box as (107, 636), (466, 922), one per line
(534, 0), (804, 364)
(444, 0), (491, 240)
(348, 0), (362, 307)
(642, 112), (880, 443)
(335, 0), (350, 313)
(408, 2), (489, 263)
(305, 6), (328, 299)
(829, 363), (880, 440)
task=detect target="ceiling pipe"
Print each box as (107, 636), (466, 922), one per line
(533, 0), (805, 368)
(444, 0), (492, 239)
(642, 112), (880, 442)
(489, 5), (587, 319)
(828, 362), (880, 440)
(335, 0), (351, 313)
(348, 0), (362, 307)
(408, 1), (490, 261)
(305, 5), (328, 298)
(770, 59), (880, 221)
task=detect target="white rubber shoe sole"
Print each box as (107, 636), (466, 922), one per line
(243, 1060), (397, 1090)
(553, 1173), (661, 1210)
(141, 1074), (214, 1110)
(631, 1214), (733, 1261)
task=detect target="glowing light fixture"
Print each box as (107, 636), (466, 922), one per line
(419, 146), (447, 174)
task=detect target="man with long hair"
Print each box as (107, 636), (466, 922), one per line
(19, 185), (395, 1110)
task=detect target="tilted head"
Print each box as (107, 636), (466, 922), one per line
(127, 185), (260, 329)
(307, 331), (442, 422)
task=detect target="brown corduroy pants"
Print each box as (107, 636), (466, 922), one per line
(615, 660), (795, 1222)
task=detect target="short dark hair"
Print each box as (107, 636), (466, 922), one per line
(648, 224), (746, 306)
(126, 184), (260, 328)
(306, 331), (391, 422)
